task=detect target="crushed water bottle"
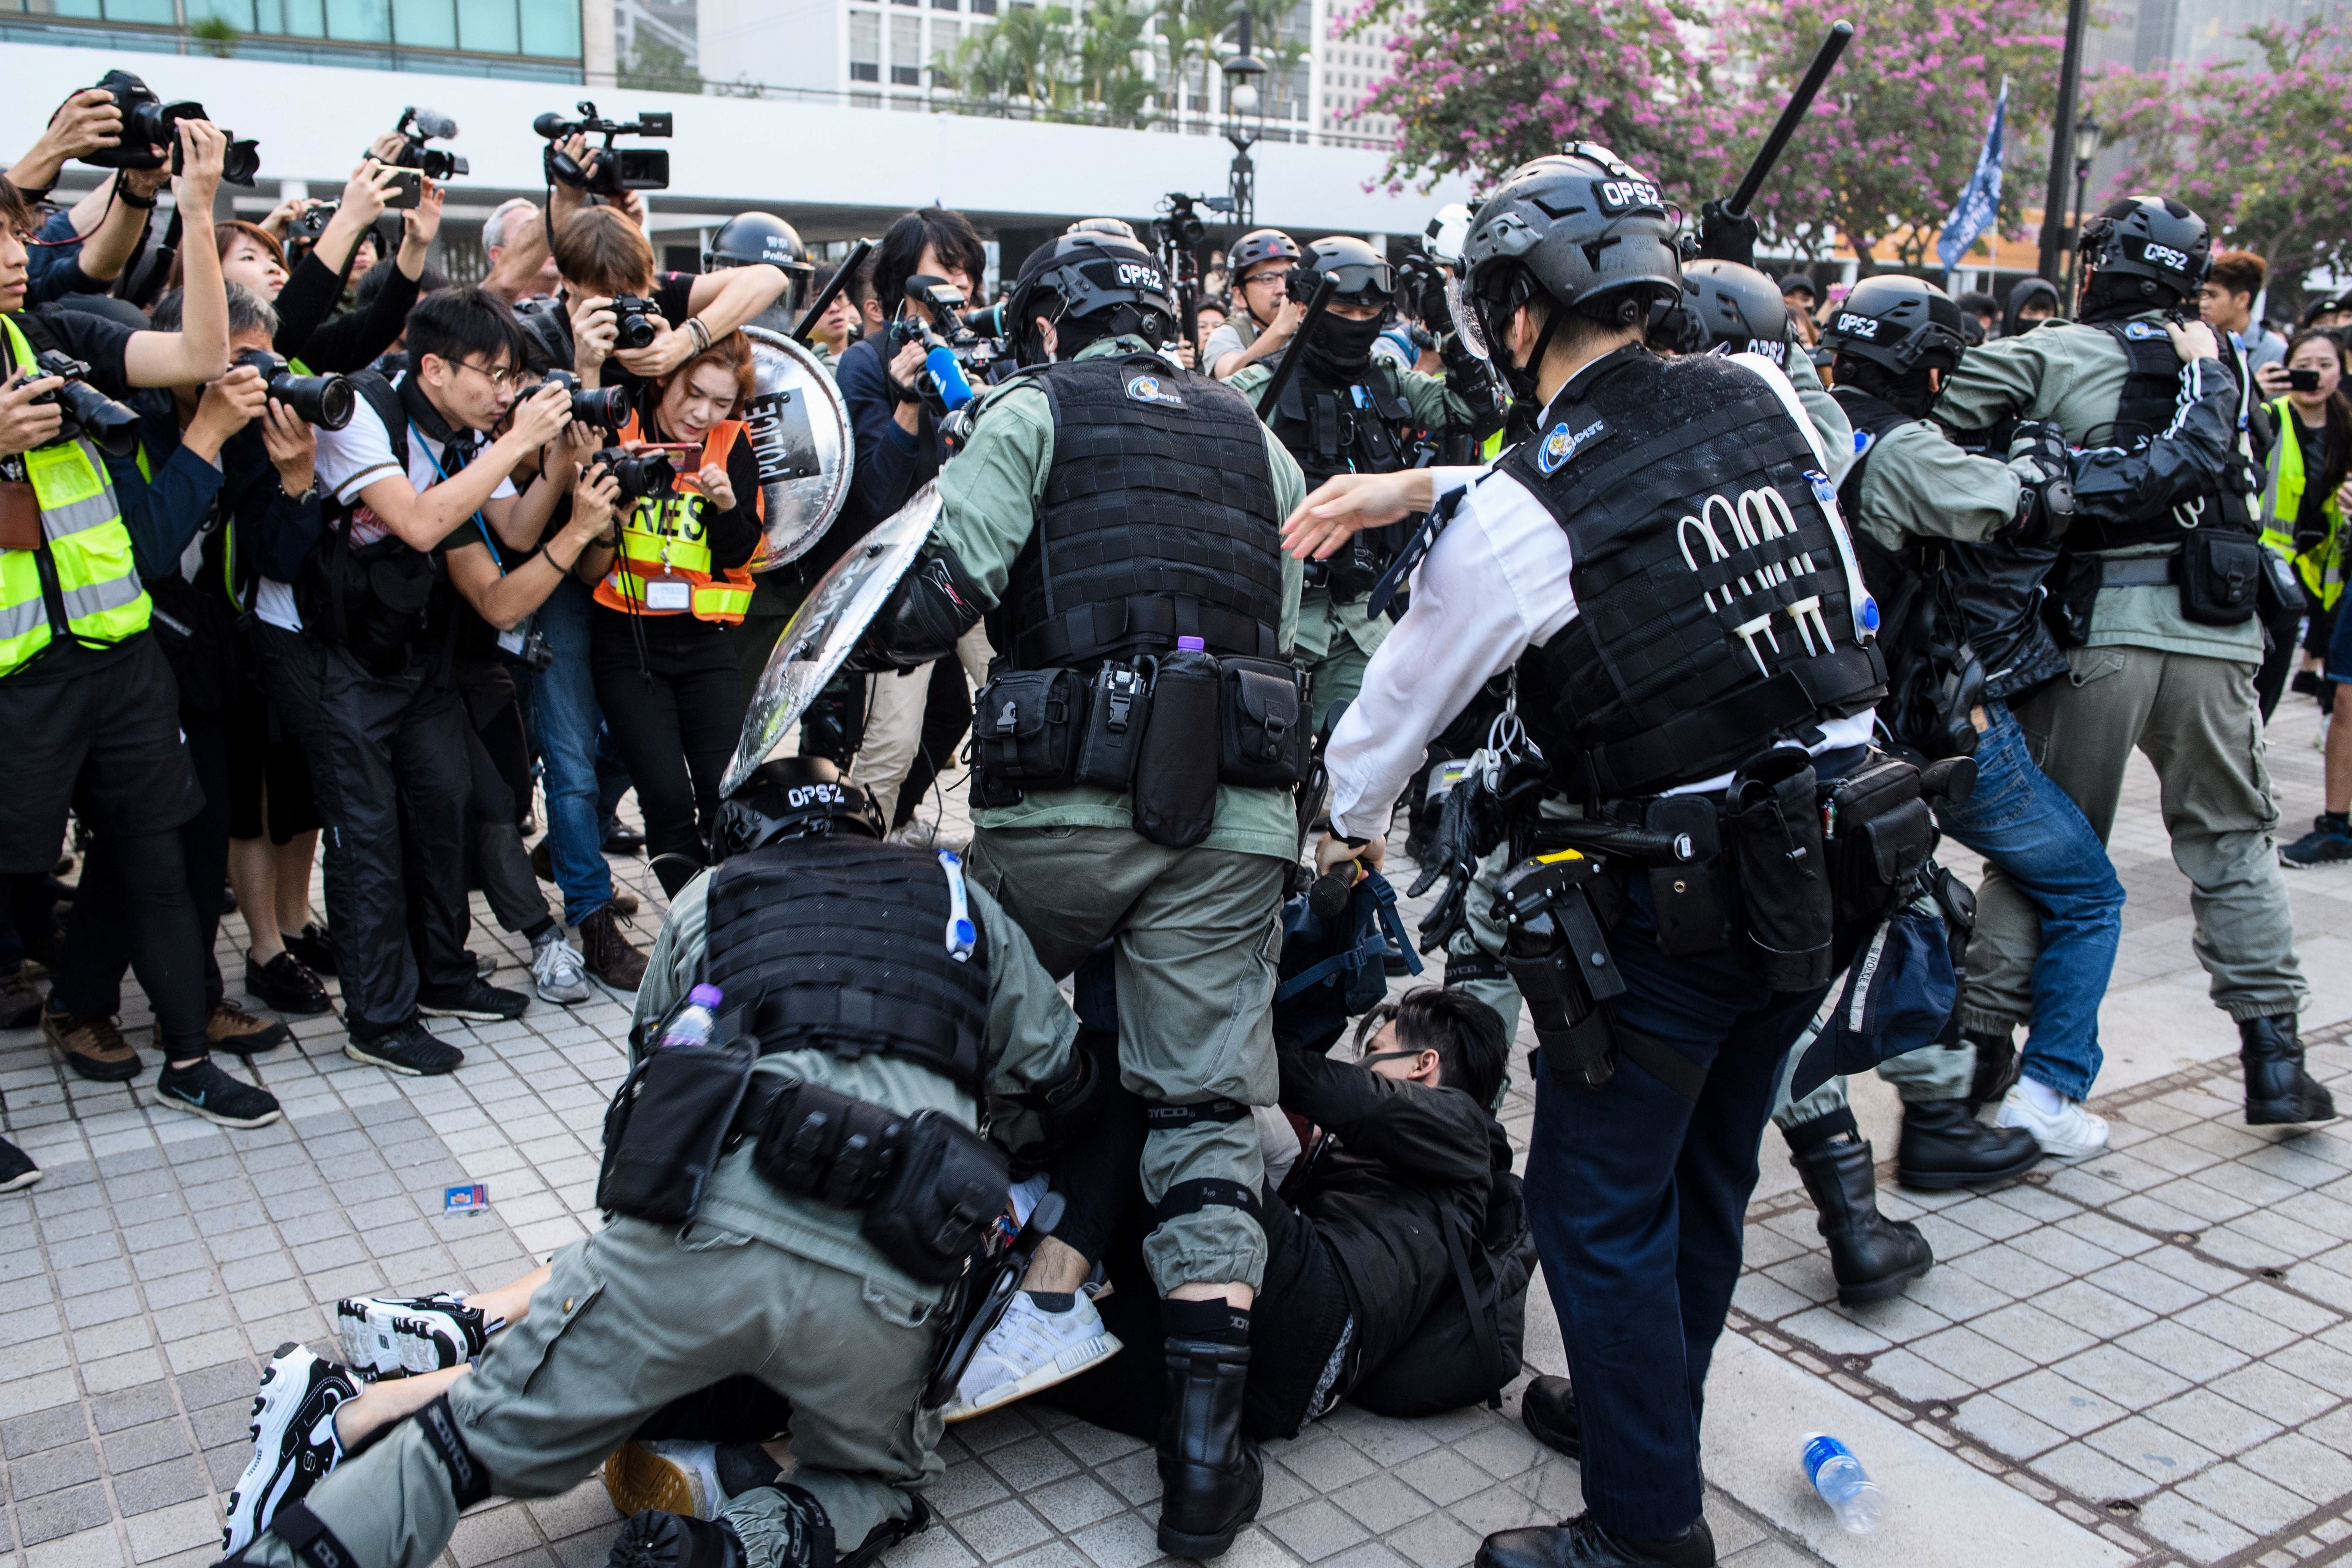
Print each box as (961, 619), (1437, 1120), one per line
(657, 985), (723, 1050)
(1800, 1433), (1882, 1534)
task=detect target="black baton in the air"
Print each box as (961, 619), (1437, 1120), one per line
(1726, 21), (1854, 218)
(793, 238), (873, 346)
(1257, 273), (1341, 419)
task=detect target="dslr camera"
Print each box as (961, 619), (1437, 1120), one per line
(389, 107), (468, 182)
(20, 352), (140, 459)
(235, 350), (356, 431)
(544, 369), (631, 431)
(77, 70), (260, 185)
(605, 295), (663, 351)
(534, 101), (672, 197)
(592, 445), (682, 504)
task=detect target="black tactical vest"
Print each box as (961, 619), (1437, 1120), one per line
(1502, 349), (1886, 799)
(2065, 317), (2242, 552)
(703, 836), (992, 1096)
(1269, 367), (1414, 489)
(999, 353), (1285, 669)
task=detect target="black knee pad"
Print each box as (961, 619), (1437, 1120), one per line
(268, 1501), (361, 1568)
(1782, 1104), (1861, 1156)
(1444, 949), (1510, 985)
(1153, 1177), (1263, 1227)
(1143, 1099), (1252, 1130)
(414, 1395), (493, 1509)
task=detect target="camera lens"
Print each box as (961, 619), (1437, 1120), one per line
(278, 373), (355, 431)
(57, 382), (142, 460)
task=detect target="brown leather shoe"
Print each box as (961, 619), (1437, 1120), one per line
(578, 907), (648, 995)
(43, 1004), (142, 1082)
(202, 1000), (292, 1056)
(610, 888), (640, 918)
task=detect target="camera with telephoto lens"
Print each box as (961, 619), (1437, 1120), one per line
(543, 369), (631, 430)
(534, 101), (672, 196)
(389, 107), (468, 181)
(20, 352), (141, 459)
(235, 350), (355, 432)
(76, 71), (260, 185)
(592, 446), (679, 503)
(605, 295), (662, 351)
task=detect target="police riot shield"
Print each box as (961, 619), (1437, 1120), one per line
(723, 479), (941, 796)
(741, 326), (854, 572)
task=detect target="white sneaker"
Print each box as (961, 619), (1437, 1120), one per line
(1997, 1083), (2110, 1160)
(334, 1294), (490, 1380)
(603, 1439), (724, 1520)
(223, 1345), (355, 1554)
(941, 1290), (1123, 1423)
(533, 931), (592, 1005)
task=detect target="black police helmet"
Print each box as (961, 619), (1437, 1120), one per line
(711, 756), (885, 861)
(1002, 233), (1176, 367)
(1461, 143), (1683, 350)
(1228, 228), (1302, 278)
(706, 212), (812, 277)
(2078, 195), (2211, 304)
(1682, 260), (1791, 361)
(1819, 275), (1968, 378)
(1289, 235), (1397, 314)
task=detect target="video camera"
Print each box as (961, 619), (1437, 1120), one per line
(886, 275), (1008, 418)
(19, 352), (140, 459)
(77, 70), (260, 186)
(1152, 192), (1232, 255)
(235, 350), (355, 431)
(534, 101), (672, 196)
(544, 369), (631, 431)
(389, 107), (468, 182)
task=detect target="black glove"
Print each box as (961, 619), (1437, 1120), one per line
(844, 545), (985, 673)
(1697, 199), (1760, 268)
(2003, 420), (2077, 546)
(1408, 772), (1501, 955)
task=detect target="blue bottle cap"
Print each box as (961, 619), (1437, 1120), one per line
(1178, 635), (1206, 651)
(688, 984), (724, 1008)
(1859, 597), (1880, 632)
(954, 917), (978, 947)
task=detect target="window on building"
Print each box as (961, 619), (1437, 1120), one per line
(891, 13), (921, 82)
(850, 10), (881, 79)
(932, 18), (960, 71)
(971, 0), (996, 15)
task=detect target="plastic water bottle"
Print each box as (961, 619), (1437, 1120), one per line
(1800, 1434), (1882, 1534)
(657, 985), (723, 1050)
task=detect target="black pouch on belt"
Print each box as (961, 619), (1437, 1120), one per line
(862, 1110), (1011, 1284)
(1726, 747), (1836, 991)
(1132, 647), (1222, 848)
(2179, 529), (2263, 626)
(1824, 752), (1937, 922)
(1644, 795), (1731, 957)
(1218, 656), (1311, 786)
(749, 1077), (911, 1210)
(1074, 658), (1155, 792)
(971, 667), (1083, 802)
(596, 1032), (756, 1225)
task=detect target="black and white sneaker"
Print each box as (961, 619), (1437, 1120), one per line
(223, 1344), (356, 1554)
(153, 1059), (283, 1128)
(345, 1021), (464, 1077)
(335, 1294), (491, 1380)
(417, 977), (529, 1022)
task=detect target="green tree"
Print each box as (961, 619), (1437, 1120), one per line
(619, 31), (700, 93)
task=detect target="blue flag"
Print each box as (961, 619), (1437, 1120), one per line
(1938, 83), (2007, 274)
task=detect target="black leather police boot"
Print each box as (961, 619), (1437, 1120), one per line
(2241, 1015), (2338, 1126)
(1791, 1135), (1932, 1305)
(1895, 1099), (2043, 1190)
(608, 1512), (749, 1568)
(1157, 1338), (1262, 1558)
(1964, 1028), (2019, 1111)
(1520, 1375), (1580, 1460)
(1478, 1512), (1716, 1568)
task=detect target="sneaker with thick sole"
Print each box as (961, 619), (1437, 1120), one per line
(417, 977), (529, 1022)
(202, 1000), (291, 1056)
(608, 1510), (750, 1568)
(942, 1291), (1123, 1423)
(2281, 816), (2352, 869)
(0, 1136), (40, 1193)
(223, 1345), (356, 1555)
(1996, 1083), (2108, 1159)
(43, 1004), (141, 1082)
(346, 1020), (465, 1076)
(335, 1293), (490, 1379)
(154, 1059), (283, 1128)
(579, 906), (649, 996)
(604, 1441), (725, 1521)
(245, 951), (331, 1015)
(533, 932), (592, 1005)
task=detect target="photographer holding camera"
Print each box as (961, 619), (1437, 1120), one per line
(5, 85), (172, 307)
(256, 288), (583, 1074)
(1205, 229), (1304, 380)
(0, 128), (260, 1119)
(570, 331), (764, 889)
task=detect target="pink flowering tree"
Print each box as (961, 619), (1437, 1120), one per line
(2094, 19), (2352, 306)
(1718, 0), (2063, 274)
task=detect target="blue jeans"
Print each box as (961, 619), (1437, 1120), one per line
(1525, 875), (1829, 1539)
(528, 577), (616, 927)
(1934, 701), (2123, 1101)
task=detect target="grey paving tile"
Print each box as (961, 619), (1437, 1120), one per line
(2116, 1320), (2253, 1383)
(2175, 1461), (2313, 1538)
(1952, 1394), (2064, 1460)
(2050, 1344), (2193, 1409)
(2084, 1413), (2221, 1485)
(2146, 1386), (2284, 1457)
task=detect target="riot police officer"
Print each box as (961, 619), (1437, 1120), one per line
(218, 757), (1093, 1568)
(851, 229), (1307, 1557)
(1934, 198), (2333, 1132)
(1295, 145), (1892, 1568)
(1225, 236), (1498, 729)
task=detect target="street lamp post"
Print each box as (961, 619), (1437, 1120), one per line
(2065, 113), (2101, 304)
(2036, 0), (2091, 283)
(1221, 7), (1267, 232)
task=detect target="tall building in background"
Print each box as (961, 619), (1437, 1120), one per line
(0, 0), (587, 79)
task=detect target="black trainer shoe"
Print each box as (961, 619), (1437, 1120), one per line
(2281, 816), (2352, 869)
(282, 923), (337, 976)
(246, 951), (331, 1015)
(154, 1058), (283, 1128)
(345, 1020), (465, 1076)
(604, 826), (648, 856)
(0, 1136), (40, 1193)
(223, 1345), (357, 1555)
(417, 976), (528, 1022)
(610, 1510), (752, 1568)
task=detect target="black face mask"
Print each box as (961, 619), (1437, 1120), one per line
(1300, 312), (1388, 382)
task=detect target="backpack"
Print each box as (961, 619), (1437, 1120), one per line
(293, 371), (441, 676)
(1347, 1156), (1538, 1418)
(1272, 869), (1421, 1050)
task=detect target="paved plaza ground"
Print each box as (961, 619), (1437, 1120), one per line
(8, 698), (2352, 1568)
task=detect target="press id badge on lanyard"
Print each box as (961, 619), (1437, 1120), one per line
(643, 562), (692, 611)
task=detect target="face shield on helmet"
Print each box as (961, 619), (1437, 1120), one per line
(1445, 270), (1489, 362)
